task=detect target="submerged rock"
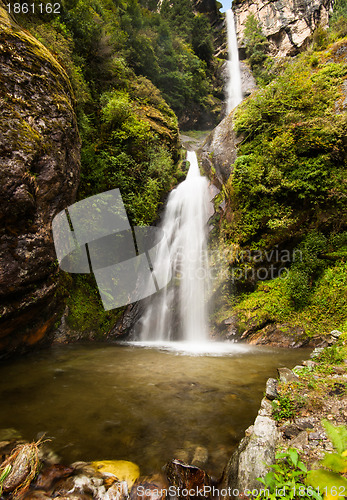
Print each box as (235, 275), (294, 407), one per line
(130, 474), (168, 500)
(35, 464), (74, 491)
(165, 459), (211, 499)
(192, 447), (209, 468)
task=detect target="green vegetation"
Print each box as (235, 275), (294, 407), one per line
(307, 421), (347, 499)
(254, 427), (347, 500)
(255, 448), (319, 500)
(216, 7), (347, 338)
(13, 0), (223, 334)
(254, 339), (347, 500)
(59, 274), (123, 336)
(242, 13), (272, 84)
(229, 53), (347, 248)
(272, 394), (306, 422)
(233, 258), (347, 338)
(272, 338), (347, 422)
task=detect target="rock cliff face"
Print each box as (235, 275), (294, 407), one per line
(193, 0), (219, 24)
(199, 110), (241, 185)
(233, 0), (333, 57)
(0, 2), (80, 356)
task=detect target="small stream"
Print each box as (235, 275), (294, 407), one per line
(0, 343), (310, 476)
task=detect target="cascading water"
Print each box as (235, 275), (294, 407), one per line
(138, 151), (210, 344)
(226, 8), (243, 114)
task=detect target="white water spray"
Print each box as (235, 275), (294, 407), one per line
(226, 8), (243, 114)
(139, 151), (210, 344)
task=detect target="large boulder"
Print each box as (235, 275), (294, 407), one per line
(220, 413), (280, 497)
(0, 2), (80, 356)
(199, 111), (241, 185)
(233, 0), (332, 57)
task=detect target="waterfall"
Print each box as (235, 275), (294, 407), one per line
(138, 151), (210, 344)
(226, 8), (243, 114)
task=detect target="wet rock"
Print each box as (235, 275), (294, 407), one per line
(258, 397), (273, 417)
(221, 416), (279, 494)
(21, 491), (53, 499)
(240, 61), (257, 97)
(130, 474), (168, 500)
(57, 495), (93, 500)
(91, 460), (140, 489)
(277, 368), (299, 384)
(36, 464), (74, 491)
(48, 475), (75, 496)
(165, 459), (211, 499)
(2, 441), (41, 495)
(174, 450), (190, 463)
(59, 474), (128, 500)
(245, 323), (316, 347)
(199, 111), (239, 185)
(0, 0), (80, 355)
(265, 378), (278, 400)
(192, 447), (208, 468)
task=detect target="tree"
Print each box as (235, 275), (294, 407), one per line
(192, 14), (214, 63)
(243, 13), (271, 83)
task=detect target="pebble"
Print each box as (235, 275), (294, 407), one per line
(308, 432), (326, 441)
(330, 330), (342, 338)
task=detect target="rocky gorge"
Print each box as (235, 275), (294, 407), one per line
(0, 0), (346, 497)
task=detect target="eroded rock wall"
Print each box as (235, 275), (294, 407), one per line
(0, 1), (80, 355)
(233, 0), (333, 57)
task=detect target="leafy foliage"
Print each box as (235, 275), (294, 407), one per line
(330, 0), (347, 38)
(220, 46), (347, 250)
(272, 393), (306, 421)
(256, 448), (322, 500)
(307, 421), (347, 500)
(243, 14), (272, 84)
(285, 232), (327, 309)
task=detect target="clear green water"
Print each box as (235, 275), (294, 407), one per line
(0, 343), (310, 477)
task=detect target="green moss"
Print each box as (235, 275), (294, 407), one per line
(62, 274), (123, 336)
(221, 46), (347, 248)
(233, 260), (347, 337)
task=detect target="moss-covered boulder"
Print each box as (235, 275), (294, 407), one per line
(0, 1), (80, 356)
